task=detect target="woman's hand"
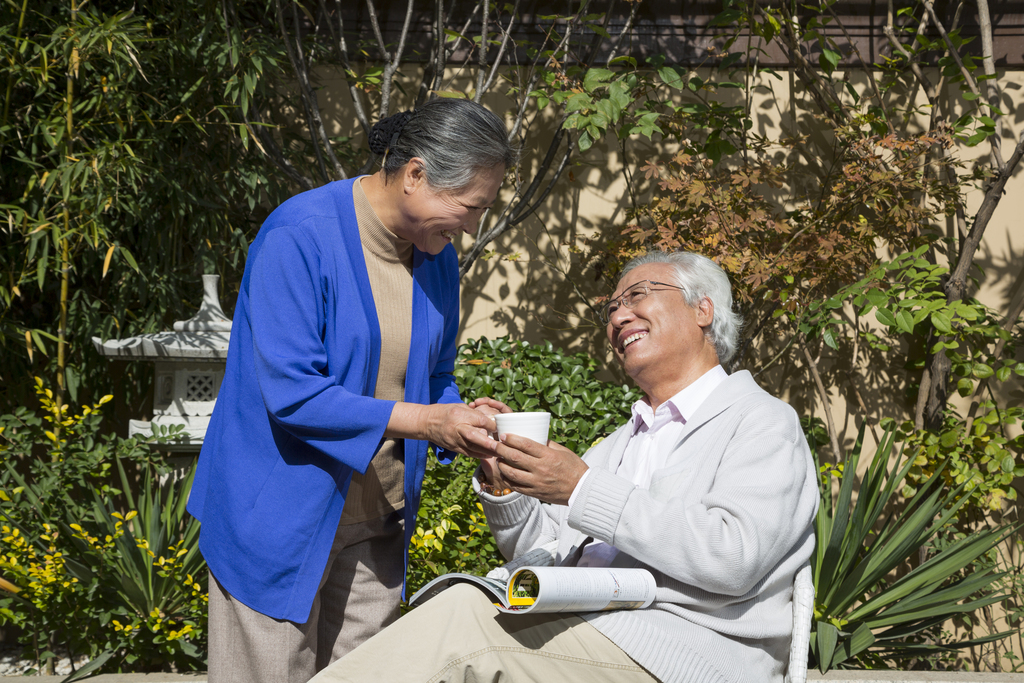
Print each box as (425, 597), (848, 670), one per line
(467, 396), (513, 415)
(385, 402), (497, 460)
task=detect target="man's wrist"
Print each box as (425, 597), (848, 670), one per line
(479, 481), (513, 497)
(567, 469), (592, 508)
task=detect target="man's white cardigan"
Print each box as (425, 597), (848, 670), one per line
(480, 371), (820, 683)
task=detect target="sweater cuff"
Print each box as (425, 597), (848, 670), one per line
(567, 467), (634, 543)
(473, 466), (537, 527)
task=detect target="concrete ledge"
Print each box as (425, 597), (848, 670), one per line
(808, 673), (1024, 682)
(0, 675), (206, 682)
(5, 672), (1023, 682)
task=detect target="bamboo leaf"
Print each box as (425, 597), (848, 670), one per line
(102, 244), (115, 278)
(119, 246), (140, 273)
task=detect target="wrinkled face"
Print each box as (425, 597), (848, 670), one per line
(606, 262), (714, 395)
(400, 163), (505, 255)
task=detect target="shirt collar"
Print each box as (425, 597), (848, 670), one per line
(630, 365), (729, 435)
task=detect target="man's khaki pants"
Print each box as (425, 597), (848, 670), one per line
(309, 583), (660, 683)
(208, 511), (405, 683)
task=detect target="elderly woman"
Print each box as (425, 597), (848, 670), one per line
(187, 98), (516, 683)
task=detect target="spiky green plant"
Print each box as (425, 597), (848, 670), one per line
(810, 422), (1017, 671)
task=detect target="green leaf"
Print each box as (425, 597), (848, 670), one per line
(973, 363), (994, 379)
(830, 622), (876, 667)
(565, 92), (594, 113)
(822, 328), (838, 350)
(709, 8), (743, 26)
(815, 621), (839, 672)
(930, 311), (953, 334)
(119, 246), (140, 273)
(583, 68), (614, 93)
(704, 137), (736, 165)
(577, 130), (593, 152)
(875, 308), (897, 327)
(819, 49), (840, 74)
(65, 365), (80, 404)
(894, 310), (914, 334)
(658, 65), (685, 89)
(62, 650), (113, 681)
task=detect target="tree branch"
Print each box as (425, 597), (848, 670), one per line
(245, 110), (315, 192)
(508, 19), (573, 142)
(275, 0), (329, 182)
(378, 0), (417, 117)
(822, 1), (893, 135)
(474, 0), (490, 100)
(605, 0), (641, 65)
(459, 127), (572, 276)
(975, 0), (1005, 173)
(882, 25), (936, 103)
(922, 1), (986, 109)
(325, 0), (371, 139)
(292, 0), (346, 179)
(416, 0), (447, 105)
(222, 0), (314, 190)
(964, 290), (1024, 435)
(479, 0), (520, 96)
(923, 130), (1024, 428)
(771, 3), (848, 129)
(949, 131), (1024, 289)
(802, 342), (844, 462)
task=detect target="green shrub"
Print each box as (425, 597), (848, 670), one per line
(407, 336), (640, 598)
(0, 379), (205, 676)
(453, 336), (641, 455)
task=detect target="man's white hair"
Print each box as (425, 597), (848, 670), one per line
(618, 250), (743, 363)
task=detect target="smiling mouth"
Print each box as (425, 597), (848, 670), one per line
(621, 331), (647, 349)
(440, 230), (456, 241)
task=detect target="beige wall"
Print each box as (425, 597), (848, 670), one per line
(451, 69), (1024, 402)
(315, 66), (1024, 412)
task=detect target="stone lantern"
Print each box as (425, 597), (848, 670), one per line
(92, 274), (232, 452)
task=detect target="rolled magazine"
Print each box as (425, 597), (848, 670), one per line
(407, 564), (657, 615)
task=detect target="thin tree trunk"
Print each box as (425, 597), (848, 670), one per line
(802, 344), (843, 462)
(923, 131), (1024, 428)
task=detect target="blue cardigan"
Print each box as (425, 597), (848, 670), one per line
(187, 178), (462, 622)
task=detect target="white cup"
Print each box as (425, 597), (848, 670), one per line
(494, 412), (551, 445)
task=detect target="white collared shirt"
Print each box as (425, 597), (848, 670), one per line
(571, 365), (728, 567)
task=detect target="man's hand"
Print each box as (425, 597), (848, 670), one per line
(463, 430), (588, 505)
(466, 397), (512, 489)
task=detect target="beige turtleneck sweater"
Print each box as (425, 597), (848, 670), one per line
(340, 178), (413, 524)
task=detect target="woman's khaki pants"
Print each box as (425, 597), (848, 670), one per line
(208, 511), (405, 683)
(309, 583), (659, 683)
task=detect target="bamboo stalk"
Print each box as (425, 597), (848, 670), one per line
(0, 0), (30, 162)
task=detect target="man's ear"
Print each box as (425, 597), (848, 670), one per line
(402, 158), (427, 195)
(696, 297), (714, 328)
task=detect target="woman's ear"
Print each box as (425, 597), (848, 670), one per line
(402, 157), (428, 195)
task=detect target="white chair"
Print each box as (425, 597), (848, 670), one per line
(786, 564), (815, 683)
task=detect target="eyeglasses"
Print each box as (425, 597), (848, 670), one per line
(600, 280), (685, 324)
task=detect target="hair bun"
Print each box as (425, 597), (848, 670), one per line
(368, 110), (414, 155)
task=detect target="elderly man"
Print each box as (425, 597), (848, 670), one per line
(311, 250), (818, 683)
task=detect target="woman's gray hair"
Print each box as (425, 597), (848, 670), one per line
(619, 250), (743, 363)
(376, 98), (517, 192)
